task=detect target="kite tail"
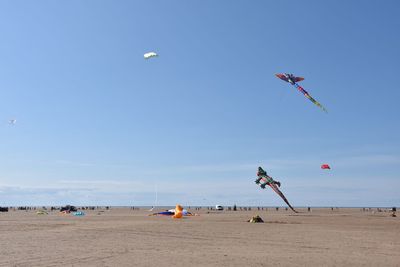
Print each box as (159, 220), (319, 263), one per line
(287, 203), (298, 213)
(282, 198), (298, 213)
(293, 83), (328, 113)
(269, 185), (298, 213)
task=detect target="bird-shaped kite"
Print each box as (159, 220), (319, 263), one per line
(276, 73), (328, 113)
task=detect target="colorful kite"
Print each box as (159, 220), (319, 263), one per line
(149, 205), (197, 217)
(276, 73), (328, 113)
(321, 164), (331, 170)
(255, 167), (298, 213)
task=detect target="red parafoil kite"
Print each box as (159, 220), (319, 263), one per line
(321, 164), (331, 170)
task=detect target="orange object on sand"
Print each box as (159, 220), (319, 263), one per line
(172, 204), (183, 219)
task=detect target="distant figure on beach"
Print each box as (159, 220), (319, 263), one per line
(0, 207), (8, 212)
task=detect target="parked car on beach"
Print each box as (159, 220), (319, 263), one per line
(215, 205), (224, 211)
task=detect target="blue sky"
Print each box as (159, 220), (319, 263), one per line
(0, 1), (399, 207)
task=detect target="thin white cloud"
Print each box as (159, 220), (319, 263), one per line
(334, 154), (400, 167)
(54, 160), (96, 167)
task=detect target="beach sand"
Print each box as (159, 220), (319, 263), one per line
(0, 208), (399, 266)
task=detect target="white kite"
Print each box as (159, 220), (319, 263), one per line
(8, 119), (16, 125)
(144, 52), (158, 59)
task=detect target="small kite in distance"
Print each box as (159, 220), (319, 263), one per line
(8, 119), (16, 125)
(321, 164), (331, 170)
(276, 73), (328, 113)
(144, 52), (158, 59)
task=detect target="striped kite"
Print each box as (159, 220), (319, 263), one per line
(276, 73), (328, 113)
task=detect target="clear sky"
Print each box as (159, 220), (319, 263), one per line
(1, 1), (399, 207)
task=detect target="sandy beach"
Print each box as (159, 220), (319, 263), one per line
(0, 207), (399, 267)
